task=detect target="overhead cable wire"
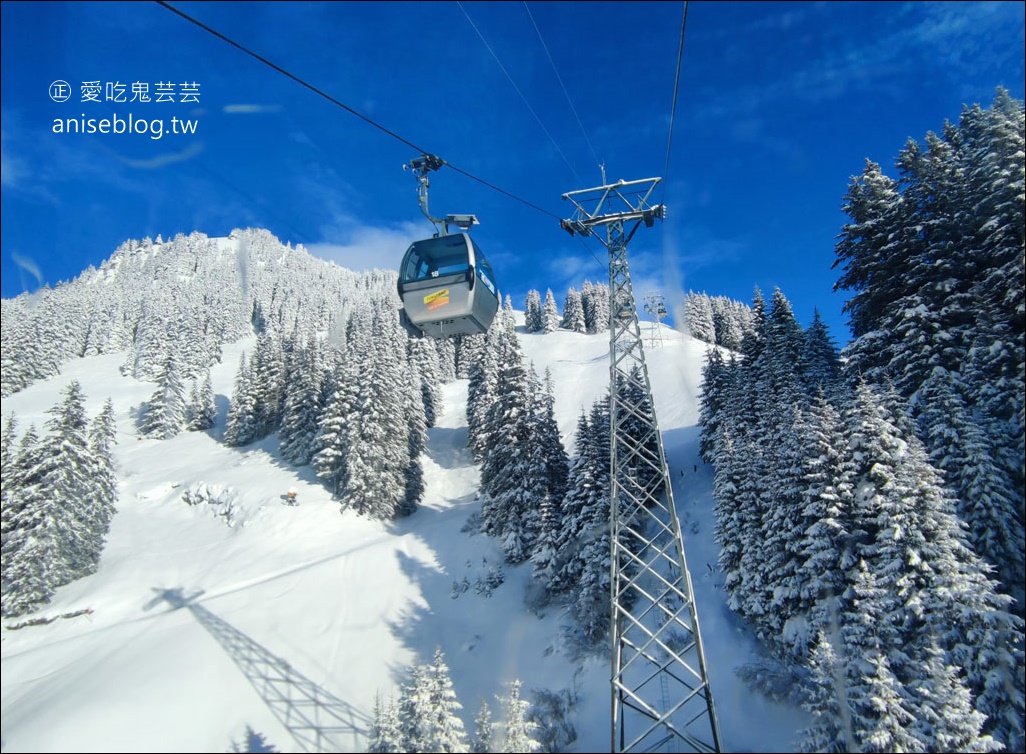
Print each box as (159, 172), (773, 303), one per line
(661, 1), (689, 207)
(514, 2), (605, 274)
(575, 234), (609, 273)
(192, 161), (315, 244)
(155, 0), (561, 221)
(456, 0), (586, 187)
(522, 1), (603, 173)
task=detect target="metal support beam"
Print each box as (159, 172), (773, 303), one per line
(562, 177), (721, 754)
(403, 153), (478, 237)
(644, 293), (667, 348)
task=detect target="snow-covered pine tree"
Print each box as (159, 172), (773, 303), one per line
(560, 287), (586, 332)
(454, 332), (486, 380)
(541, 289), (560, 333)
(739, 286), (767, 371)
(336, 305), (412, 520)
(535, 368), (569, 506)
(844, 381), (1024, 751)
(471, 305), (513, 473)
(250, 330), (285, 438)
(397, 662), (432, 753)
(524, 290), (542, 333)
(187, 370), (217, 431)
(757, 401), (815, 651)
(38, 382), (106, 580)
(963, 92), (1025, 475)
(0, 424), (49, 617)
(312, 351), (359, 499)
(908, 640), (1000, 753)
(279, 335), (322, 466)
(742, 289), (811, 642)
(1, 412), (17, 498)
(834, 159), (909, 346)
(524, 371), (568, 596)
(87, 399), (119, 534)
(528, 490), (560, 605)
(840, 563), (925, 753)
(799, 309), (841, 392)
(471, 699), (494, 754)
(565, 397), (615, 645)
(579, 281), (596, 334)
(834, 92), (1025, 593)
(479, 326), (546, 563)
(396, 652), (470, 753)
(224, 352), (260, 447)
(367, 692), (404, 753)
(1, 383), (108, 616)
(683, 292), (715, 344)
(697, 347), (729, 463)
(409, 334), (444, 428)
(434, 335), (457, 383)
(793, 389), (855, 657)
(498, 679), (540, 753)
(581, 281), (610, 335)
(546, 410), (593, 597)
(1, 303), (45, 397)
(797, 634), (852, 753)
(711, 425), (746, 601)
(139, 351), (186, 440)
(122, 309), (174, 381)
(186, 378), (201, 430)
(714, 343), (773, 633)
(710, 296), (745, 351)
(422, 647), (470, 753)
(402, 358), (429, 516)
(570, 525), (613, 646)
(914, 367), (1025, 613)
(466, 317), (503, 463)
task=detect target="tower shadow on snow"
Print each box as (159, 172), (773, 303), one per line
(146, 587), (371, 752)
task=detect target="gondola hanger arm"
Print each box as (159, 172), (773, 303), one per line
(403, 154), (478, 236)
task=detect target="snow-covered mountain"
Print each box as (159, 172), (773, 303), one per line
(0, 276), (809, 753)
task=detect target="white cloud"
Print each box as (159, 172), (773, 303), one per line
(305, 221), (427, 273)
(115, 141), (204, 169)
(222, 104), (283, 114)
(11, 251), (43, 286)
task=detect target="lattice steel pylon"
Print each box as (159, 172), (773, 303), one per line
(644, 292), (668, 348)
(561, 177), (721, 754)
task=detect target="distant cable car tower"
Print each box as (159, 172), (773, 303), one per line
(561, 175), (721, 754)
(643, 292), (668, 348)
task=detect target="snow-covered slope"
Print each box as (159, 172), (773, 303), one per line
(1, 322), (809, 753)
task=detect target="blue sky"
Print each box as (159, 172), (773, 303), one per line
(2, 1), (1023, 345)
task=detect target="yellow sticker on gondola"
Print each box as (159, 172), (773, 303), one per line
(424, 288), (450, 311)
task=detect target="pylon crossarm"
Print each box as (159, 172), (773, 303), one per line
(561, 177), (663, 217)
(561, 178), (665, 241)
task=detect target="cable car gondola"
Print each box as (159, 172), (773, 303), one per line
(398, 231), (499, 338)
(397, 154), (499, 339)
